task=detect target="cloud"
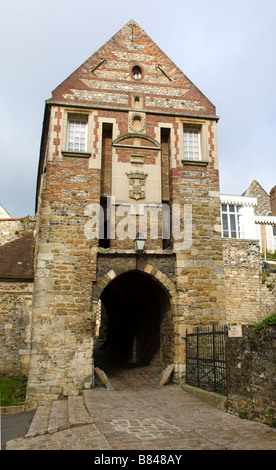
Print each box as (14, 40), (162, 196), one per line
(0, 0), (275, 216)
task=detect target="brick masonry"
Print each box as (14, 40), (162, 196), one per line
(0, 21), (275, 405)
(270, 185), (276, 216)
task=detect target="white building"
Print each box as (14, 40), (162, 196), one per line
(220, 193), (276, 254)
(0, 204), (11, 219)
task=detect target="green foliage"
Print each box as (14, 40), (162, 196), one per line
(253, 313), (276, 333)
(262, 250), (276, 261)
(271, 416), (276, 428)
(0, 376), (27, 406)
(261, 270), (270, 284)
(239, 411), (248, 420)
(261, 270), (276, 291)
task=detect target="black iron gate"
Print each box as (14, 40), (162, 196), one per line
(185, 325), (227, 395)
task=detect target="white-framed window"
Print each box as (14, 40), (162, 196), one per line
(266, 225), (276, 252)
(67, 118), (87, 152)
(183, 128), (201, 161)
(221, 204), (242, 238)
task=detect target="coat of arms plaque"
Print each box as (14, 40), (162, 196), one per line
(126, 170), (148, 200)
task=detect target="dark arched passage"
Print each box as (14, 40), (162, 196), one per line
(94, 270), (174, 371)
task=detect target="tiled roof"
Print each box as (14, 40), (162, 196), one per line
(0, 234), (35, 280)
(0, 218), (21, 221)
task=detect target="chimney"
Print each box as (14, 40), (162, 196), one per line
(270, 186), (276, 215)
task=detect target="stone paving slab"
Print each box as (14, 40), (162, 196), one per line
(48, 399), (69, 434)
(5, 384), (276, 450)
(68, 396), (93, 427)
(25, 405), (51, 438)
(6, 423), (112, 450)
(4, 363), (276, 450)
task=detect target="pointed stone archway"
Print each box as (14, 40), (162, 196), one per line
(93, 264), (177, 300)
(91, 265), (177, 383)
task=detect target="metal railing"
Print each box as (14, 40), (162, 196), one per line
(185, 325), (227, 395)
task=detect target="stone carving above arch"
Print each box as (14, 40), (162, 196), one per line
(128, 111), (146, 134)
(112, 133), (160, 149)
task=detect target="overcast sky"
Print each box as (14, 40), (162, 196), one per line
(1, 0), (275, 217)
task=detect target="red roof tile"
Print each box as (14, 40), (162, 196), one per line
(0, 234), (35, 280)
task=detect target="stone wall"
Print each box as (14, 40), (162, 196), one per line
(270, 185), (276, 216)
(27, 89), (225, 403)
(226, 326), (276, 427)
(96, 249), (176, 282)
(261, 271), (276, 316)
(0, 217), (36, 246)
(0, 225), (35, 378)
(0, 280), (33, 377)
(222, 239), (276, 324)
(25, 149), (101, 404)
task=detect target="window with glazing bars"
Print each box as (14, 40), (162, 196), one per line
(221, 204), (241, 238)
(67, 119), (87, 152)
(183, 129), (200, 160)
(273, 226), (276, 252)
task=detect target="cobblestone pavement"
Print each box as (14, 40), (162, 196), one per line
(5, 361), (276, 451)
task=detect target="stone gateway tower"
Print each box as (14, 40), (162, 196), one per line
(26, 20), (226, 406)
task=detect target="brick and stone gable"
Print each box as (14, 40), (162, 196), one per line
(243, 180), (271, 216)
(51, 20), (216, 117)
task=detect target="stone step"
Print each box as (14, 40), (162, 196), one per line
(68, 395), (93, 427)
(25, 395), (93, 438)
(48, 399), (69, 434)
(25, 404), (52, 438)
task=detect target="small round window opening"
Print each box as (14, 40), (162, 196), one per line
(132, 65), (142, 80)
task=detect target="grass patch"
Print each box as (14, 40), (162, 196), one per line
(0, 376), (27, 407)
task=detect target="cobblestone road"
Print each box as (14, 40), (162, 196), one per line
(5, 361), (276, 451)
